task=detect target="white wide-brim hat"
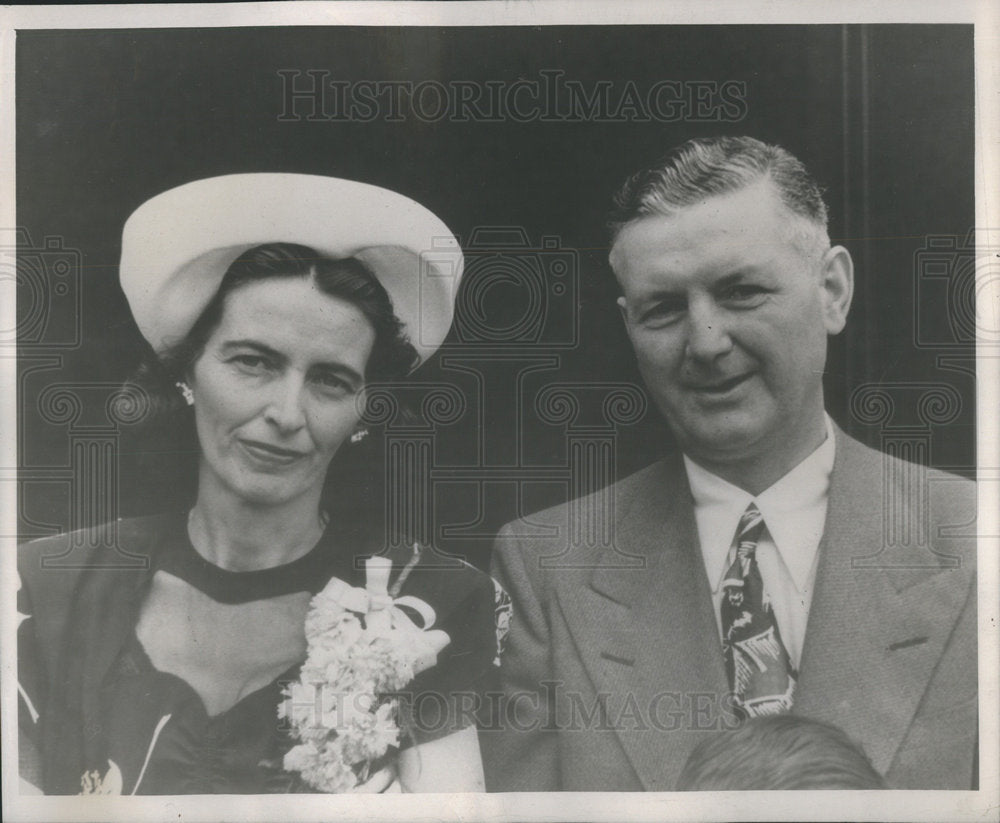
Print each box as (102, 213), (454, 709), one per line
(119, 173), (464, 367)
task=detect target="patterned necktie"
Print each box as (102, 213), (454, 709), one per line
(720, 503), (796, 718)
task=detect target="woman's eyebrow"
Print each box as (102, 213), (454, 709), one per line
(312, 362), (365, 387)
(222, 339), (366, 385)
(219, 339), (285, 360)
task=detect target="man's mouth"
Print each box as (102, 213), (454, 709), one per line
(685, 373), (753, 395)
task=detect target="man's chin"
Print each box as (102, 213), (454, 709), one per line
(670, 420), (769, 464)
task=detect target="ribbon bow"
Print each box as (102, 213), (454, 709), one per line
(319, 556), (450, 674)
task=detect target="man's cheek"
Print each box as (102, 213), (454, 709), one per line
(634, 335), (676, 368)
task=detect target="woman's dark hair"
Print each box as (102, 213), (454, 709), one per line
(124, 243), (419, 523)
(157, 242), (418, 390)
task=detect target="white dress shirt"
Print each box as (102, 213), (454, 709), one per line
(683, 415), (836, 669)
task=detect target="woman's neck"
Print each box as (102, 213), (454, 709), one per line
(188, 483), (325, 572)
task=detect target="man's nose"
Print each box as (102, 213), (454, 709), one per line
(263, 375), (307, 432)
(684, 301), (733, 362)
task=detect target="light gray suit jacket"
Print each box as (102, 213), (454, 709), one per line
(483, 427), (977, 790)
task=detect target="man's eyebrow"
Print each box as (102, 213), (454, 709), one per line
(635, 284), (687, 301)
(634, 267), (767, 299)
(702, 268), (775, 293)
(712, 271), (751, 289)
(715, 267), (764, 285)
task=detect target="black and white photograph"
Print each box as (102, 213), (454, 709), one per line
(2, 2), (997, 821)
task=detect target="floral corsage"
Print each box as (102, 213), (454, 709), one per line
(279, 553), (449, 792)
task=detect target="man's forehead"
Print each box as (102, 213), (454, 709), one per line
(610, 180), (808, 274)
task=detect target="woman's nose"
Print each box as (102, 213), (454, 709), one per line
(684, 301), (733, 363)
(263, 376), (307, 432)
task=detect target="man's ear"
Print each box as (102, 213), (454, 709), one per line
(616, 296), (634, 337)
(819, 245), (854, 335)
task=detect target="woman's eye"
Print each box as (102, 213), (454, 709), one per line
(231, 354), (269, 371)
(314, 373), (353, 394)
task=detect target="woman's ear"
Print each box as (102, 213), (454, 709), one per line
(175, 381), (195, 406)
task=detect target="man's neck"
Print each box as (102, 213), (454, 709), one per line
(686, 414), (830, 497)
(189, 476), (324, 572)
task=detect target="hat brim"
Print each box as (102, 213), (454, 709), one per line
(119, 173), (464, 366)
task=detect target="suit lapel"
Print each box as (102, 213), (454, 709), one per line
(552, 429), (971, 786)
(795, 429), (973, 774)
(556, 458), (729, 790)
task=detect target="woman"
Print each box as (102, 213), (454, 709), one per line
(17, 174), (502, 794)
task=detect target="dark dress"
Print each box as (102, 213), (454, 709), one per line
(18, 512), (507, 795)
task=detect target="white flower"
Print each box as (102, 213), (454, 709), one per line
(279, 681), (323, 729)
(313, 742), (359, 793)
(283, 742), (320, 773)
(280, 570), (446, 792)
(339, 701), (400, 763)
(307, 610), (363, 649)
(284, 741), (358, 793)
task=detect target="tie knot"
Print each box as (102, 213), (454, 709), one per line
(732, 504), (766, 563)
(737, 502), (764, 538)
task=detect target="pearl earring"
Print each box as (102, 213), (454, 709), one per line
(350, 428), (369, 444)
(176, 381), (195, 406)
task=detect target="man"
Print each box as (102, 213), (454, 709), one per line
(484, 137), (977, 791)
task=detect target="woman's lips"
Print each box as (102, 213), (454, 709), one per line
(239, 439), (308, 466)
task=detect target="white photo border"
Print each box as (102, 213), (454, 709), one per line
(1, 2), (997, 822)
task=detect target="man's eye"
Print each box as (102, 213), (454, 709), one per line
(642, 300), (686, 324)
(721, 285), (768, 304)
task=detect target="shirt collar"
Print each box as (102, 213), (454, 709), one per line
(683, 414), (836, 594)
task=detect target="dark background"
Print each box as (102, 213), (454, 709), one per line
(15, 25), (976, 569)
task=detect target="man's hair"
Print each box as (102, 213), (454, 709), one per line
(608, 136), (830, 258)
(675, 715), (886, 790)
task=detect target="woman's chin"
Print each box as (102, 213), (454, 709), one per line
(224, 476), (313, 508)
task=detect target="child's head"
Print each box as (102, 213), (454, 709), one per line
(676, 715), (886, 790)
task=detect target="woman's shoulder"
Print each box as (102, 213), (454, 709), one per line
(356, 544), (502, 640)
(382, 542), (498, 609)
(18, 513), (185, 691)
(18, 512), (182, 593)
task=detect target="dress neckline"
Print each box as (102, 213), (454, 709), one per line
(122, 621), (305, 721)
(155, 511), (358, 604)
